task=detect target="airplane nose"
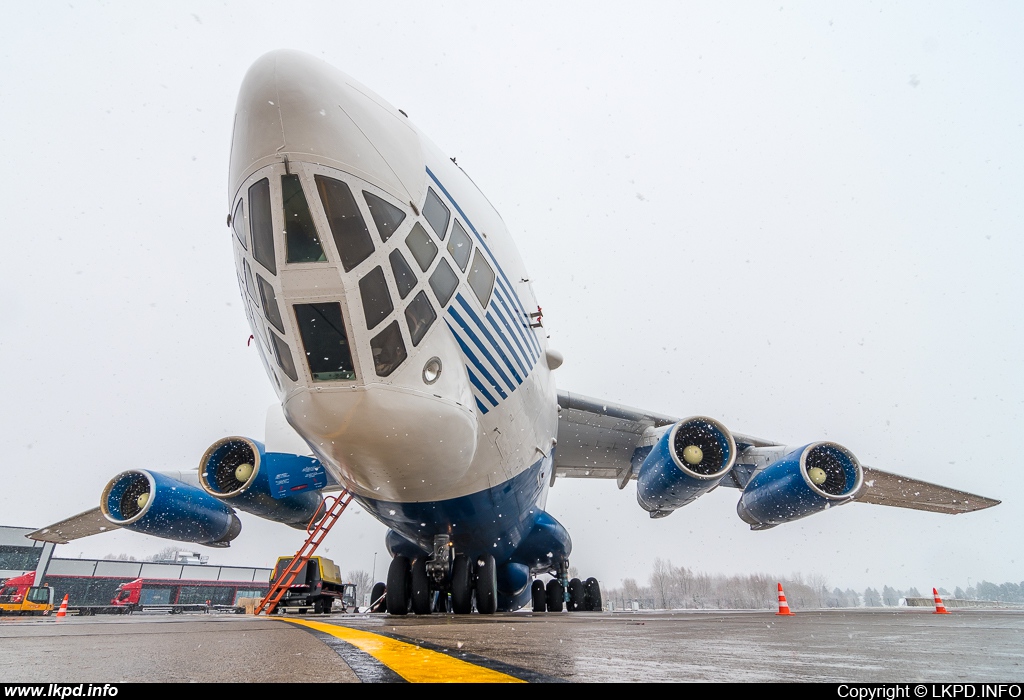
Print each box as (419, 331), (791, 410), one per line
(229, 49), (425, 209)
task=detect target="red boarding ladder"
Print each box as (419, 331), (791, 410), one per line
(254, 490), (353, 616)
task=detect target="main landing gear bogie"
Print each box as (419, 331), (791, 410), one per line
(533, 561), (603, 613)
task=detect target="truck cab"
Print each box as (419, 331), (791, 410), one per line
(110, 579), (143, 609)
(0, 574), (54, 616)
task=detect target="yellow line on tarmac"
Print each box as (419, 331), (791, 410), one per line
(284, 618), (526, 683)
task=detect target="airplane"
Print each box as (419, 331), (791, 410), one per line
(29, 49), (1000, 615)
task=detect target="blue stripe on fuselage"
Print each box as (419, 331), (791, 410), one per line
(448, 304), (516, 394)
(445, 314), (509, 400)
(456, 295), (523, 385)
(492, 285), (538, 362)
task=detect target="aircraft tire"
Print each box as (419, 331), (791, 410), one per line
(411, 557), (431, 615)
(451, 555), (472, 614)
(531, 580), (546, 612)
(370, 582), (387, 612)
(546, 579), (564, 612)
(584, 577), (602, 611)
(474, 554), (497, 614)
(568, 578), (584, 611)
(386, 555), (411, 615)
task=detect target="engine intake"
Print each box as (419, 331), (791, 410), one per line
(637, 416), (736, 517)
(736, 441), (863, 529)
(101, 470), (241, 547)
(199, 437), (326, 529)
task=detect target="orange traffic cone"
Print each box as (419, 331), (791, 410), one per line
(932, 588), (950, 614)
(55, 594), (69, 619)
(776, 583), (795, 616)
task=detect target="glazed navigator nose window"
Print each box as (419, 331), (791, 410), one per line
(294, 303), (357, 381)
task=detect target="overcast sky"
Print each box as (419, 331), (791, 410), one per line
(1, 2), (1021, 595)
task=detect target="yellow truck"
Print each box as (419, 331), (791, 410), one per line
(269, 556), (357, 614)
(0, 574), (55, 616)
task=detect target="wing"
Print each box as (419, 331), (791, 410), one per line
(553, 390), (999, 519)
(855, 467), (999, 514)
(554, 391), (779, 488)
(27, 507), (121, 544)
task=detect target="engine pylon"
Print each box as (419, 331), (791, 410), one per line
(776, 583), (795, 616)
(932, 588), (951, 614)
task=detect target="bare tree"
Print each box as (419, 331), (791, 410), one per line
(882, 585), (901, 606)
(150, 546), (180, 562)
(622, 577), (640, 608)
(346, 569), (372, 603)
(650, 558), (673, 609)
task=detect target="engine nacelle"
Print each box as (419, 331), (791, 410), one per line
(101, 470), (241, 547)
(736, 441), (863, 529)
(637, 417), (737, 517)
(199, 437), (325, 529)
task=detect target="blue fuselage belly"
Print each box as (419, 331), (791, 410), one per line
(357, 452), (557, 566)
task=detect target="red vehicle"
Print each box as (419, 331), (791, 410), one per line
(0, 573), (54, 616)
(23, 576), (269, 616)
(101, 577), (268, 614)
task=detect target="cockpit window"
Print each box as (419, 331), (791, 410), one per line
(269, 330), (298, 382)
(358, 266), (394, 330)
(389, 249), (417, 300)
(243, 259), (259, 305)
(256, 274), (284, 333)
(429, 258), (458, 307)
(468, 250), (495, 308)
(423, 188), (450, 240)
(447, 220), (472, 272)
(363, 191), (406, 243)
(314, 175), (374, 272)
(231, 199), (247, 249)
(293, 303), (356, 382)
(405, 222), (437, 272)
(282, 175), (326, 263)
(370, 320), (407, 377)
(249, 178), (276, 274)
(404, 290), (436, 346)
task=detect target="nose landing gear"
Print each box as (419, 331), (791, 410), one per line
(373, 536), (500, 615)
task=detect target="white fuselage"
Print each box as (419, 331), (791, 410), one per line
(227, 51), (558, 526)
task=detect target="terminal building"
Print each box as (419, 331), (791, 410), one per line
(1, 525), (271, 607)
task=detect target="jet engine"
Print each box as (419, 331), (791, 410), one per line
(736, 441), (863, 529)
(637, 417), (737, 517)
(199, 437), (326, 529)
(101, 470), (241, 547)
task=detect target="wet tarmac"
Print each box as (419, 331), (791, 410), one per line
(2, 608), (1022, 683)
